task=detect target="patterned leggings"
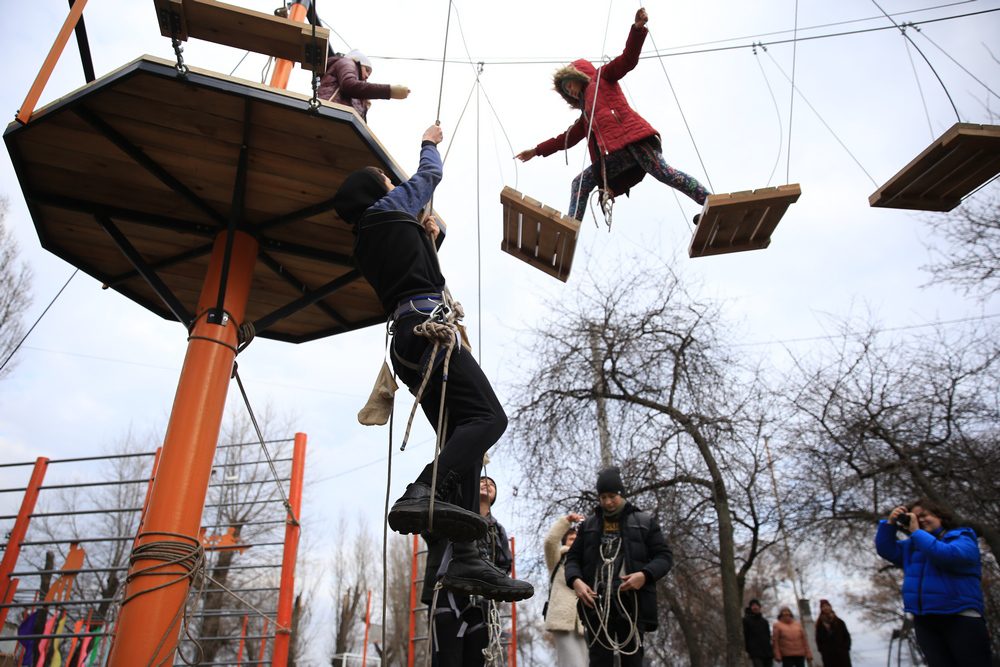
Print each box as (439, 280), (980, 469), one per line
(568, 139), (710, 220)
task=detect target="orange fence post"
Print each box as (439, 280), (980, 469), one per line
(272, 433), (306, 666)
(106, 231), (258, 666)
(259, 617), (270, 662)
(268, 0), (310, 90)
(16, 0), (90, 124)
(0, 456), (49, 629)
(508, 536), (518, 667)
(407, 534), (419, 667)
(237, 614), (248, 664)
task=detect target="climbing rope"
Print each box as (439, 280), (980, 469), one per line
(482, 599), (506, 666)
(786, 0), (800, 185)
(579, 537), (642, 656)
(751, 43), (784, 188)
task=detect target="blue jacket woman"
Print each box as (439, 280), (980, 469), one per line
(874, 499), (991, 666)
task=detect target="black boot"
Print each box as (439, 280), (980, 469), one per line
(442, 541), (534, 602)
(387, 476), (486, 542)
(692, 213), (702, 226)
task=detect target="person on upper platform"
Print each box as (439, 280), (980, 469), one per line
(515, 8), (710, 222)
(317, 49), (409, 120)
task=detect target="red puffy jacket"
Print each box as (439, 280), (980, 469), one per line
(534, 25), (658, 167)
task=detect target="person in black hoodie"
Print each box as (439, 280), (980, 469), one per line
(331, 124), (531, 602)
(564, 466), (673, 666)
(743, 599), (774, 667)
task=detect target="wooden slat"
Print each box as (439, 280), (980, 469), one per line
(499, 186), (580, 282)
(153, 0), (329, 72)
(869, 123), (1000, 211)
(689, 184), (801, 258)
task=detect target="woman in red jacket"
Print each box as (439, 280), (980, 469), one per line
(516, 8), (709, 221)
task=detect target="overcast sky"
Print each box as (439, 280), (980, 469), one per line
(1, 0), (998, 663)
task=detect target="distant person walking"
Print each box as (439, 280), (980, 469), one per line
(814, 599), (851, 667)
(743, 598), (774, 667)
(772, 606), (812, 667)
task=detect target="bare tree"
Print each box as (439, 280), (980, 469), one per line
(509, 262), (781, 667)
(329, 518), (377, 663)
(921, 182), (1000, 299)
(0, 198), (33, 378)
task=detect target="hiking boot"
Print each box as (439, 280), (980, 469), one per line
(387, 481), (486, 542)
(442, 542), (535, 602)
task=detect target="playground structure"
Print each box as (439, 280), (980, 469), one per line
(0, 436), (305, 665)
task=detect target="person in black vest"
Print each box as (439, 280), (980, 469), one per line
(564, 466), (673, 666)
(743, 598), (774, 667)
(331, 125), (531, 602)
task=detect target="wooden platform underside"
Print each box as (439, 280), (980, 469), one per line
(154, 0), (329, 72)
(869, 123), (1000, 212)
(3, 56), (424, 342)
(689, 184), (801, 258)
(500, 187), (580, 282)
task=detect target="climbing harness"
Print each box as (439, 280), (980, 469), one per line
(580, 536), (642, 657)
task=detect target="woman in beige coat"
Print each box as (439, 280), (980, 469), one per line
(544, 513), (587, 666)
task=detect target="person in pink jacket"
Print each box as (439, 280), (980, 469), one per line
(516, 7), (709, 221)
(772, 606), (813, 667)
(316, 49), (409, 120)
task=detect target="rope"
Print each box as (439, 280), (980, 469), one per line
(232, 365), (299, 526)
(435, 0), (453, 124)
(901, 31), (935, 141)
(786, 0), (800, 185)
(751, 43), (784, 188)
(907, 22), (1000, 102)
(380, 327), (396, 659)
(482, 599), (506, 666)
(0, 269), (77, 374)
(870, 0), (961, 123)
(578, 537), (641, 656)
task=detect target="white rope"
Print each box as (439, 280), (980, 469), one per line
(579, 537), (641, 656)
(482, 599), (506, 666)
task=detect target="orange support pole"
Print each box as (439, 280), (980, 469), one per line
(236, 614), (248, 664)
(0, 456), (48, 630)
(362, 589), (372, 666)
(508, 536), (518, 667)
(268, 1), (310, 90)
(407, 534), (419, 667)
(107, 231), (258, 666)
(259, 617), (270, 662)
(16, 0), (89, 124)
(272, 433), (306, 667)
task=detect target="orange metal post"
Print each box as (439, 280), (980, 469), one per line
(107, 231), (258, 666)
(271, 432), (306, 667)
(268, 1), (310, 90)
(362, 589), (372, 666)
(237, 614), (248, 664)
(508, 536), (518, 667)
(0, 457), (49, 629)
(16, 0), (90, 124)
(259, 617), (270, 662)
(407, 534), (419, 667)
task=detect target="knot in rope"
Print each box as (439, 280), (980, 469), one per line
(481, 599), (506, 667)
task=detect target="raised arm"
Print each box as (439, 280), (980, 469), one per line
(330, 56), (395, 100)
(601, 8), (649, 83)
(372, 125), (444, 218)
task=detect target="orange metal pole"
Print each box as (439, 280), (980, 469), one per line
(236, 614), (248, 664)
(362, 589), (372, 666)
(271, 433), (306, 667)
(0, 457), (48, 629)
(107, 231), (258, 666)
(508, 536), (518, 667)
(16, 0), (90, 124)
(407, 534), (419, 667)
(259, 617), (270, 662)
(268, 1), (310, 90)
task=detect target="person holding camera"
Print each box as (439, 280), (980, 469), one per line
(875, 498), (993, 666)
(544, 513), (587, 666)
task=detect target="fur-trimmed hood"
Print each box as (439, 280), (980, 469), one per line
(552, 60), (595, 108)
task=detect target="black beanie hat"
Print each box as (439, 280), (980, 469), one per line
(480, 476), (497, 505)
(595, 466), (625, 496)
(332, 167), (390, 225)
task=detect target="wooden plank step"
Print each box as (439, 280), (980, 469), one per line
(689, 184), (801, 258)
(499, 186), (580, 282)
(153, 0), (329, 72)
(869, 123), (1000, 212)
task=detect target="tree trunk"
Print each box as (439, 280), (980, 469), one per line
(664, 587), (705, 667)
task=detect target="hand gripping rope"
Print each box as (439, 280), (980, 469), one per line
(580, 537), (642, 657)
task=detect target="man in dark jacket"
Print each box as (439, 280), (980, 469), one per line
(743, 599), (774, 667)
(564, 466), (673, 666)
(331, 125), (531, 603)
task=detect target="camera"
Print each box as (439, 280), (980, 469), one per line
(894, 512), (913, 530)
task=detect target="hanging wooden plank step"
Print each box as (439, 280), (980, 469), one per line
(689, 184), (801, 258)
(869, 123), (1000, 212)
(500, 186), (580, 282)
(153, 0), (329, 72)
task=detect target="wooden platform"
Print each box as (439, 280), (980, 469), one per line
(500, 187), (580, 282)
(869, 123), (1000, 212)
(689, 184), (801, 258)
(153, 0), (328, 72)
(3, 56), (426, 343)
